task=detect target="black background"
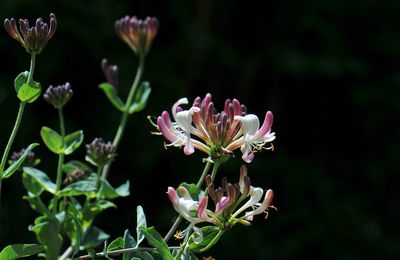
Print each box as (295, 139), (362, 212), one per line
(0, 0), (399, 259)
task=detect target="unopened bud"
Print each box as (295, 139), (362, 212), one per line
(4, 13), (57, 54)
(85, 138), (116, 166)
(115, 16), (159, 57)
(43, 82), (73, 108)
(101, 59), (119, 87)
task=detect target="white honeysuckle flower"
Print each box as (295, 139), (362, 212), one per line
(228, 111), (275, 163)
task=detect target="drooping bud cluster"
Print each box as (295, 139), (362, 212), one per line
(101, 59), (119, 87)
(154, 93), (275, 163)
(167, 165), (274, 229)
(63, 169), (88, 186)
(85, 138), (116, 167)
(4, 13), (57, 54)
(9, 148), (39, 170)
(43, 82), (73, 109)
(115, 16), (159, 57)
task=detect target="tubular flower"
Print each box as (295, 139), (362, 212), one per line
(166, 166), (274, 229)
(4, 13), (57, 54)
(115, 16), (159, 57)
(153, 93), (275, 162)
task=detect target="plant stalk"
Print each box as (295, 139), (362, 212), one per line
(101, 57), (145, 179)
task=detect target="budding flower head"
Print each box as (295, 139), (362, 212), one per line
(4, 13), (57, 55)
(9, 148), (40, 170)
(115, 16), (159, 57)
(101, 59), (119, 87)
(85, 138), (116, 167)
(43, 82), (73, 109)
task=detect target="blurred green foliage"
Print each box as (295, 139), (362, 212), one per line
(0, 0), (399, 258)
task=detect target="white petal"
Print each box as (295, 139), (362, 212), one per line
(235, 114), (260, 136)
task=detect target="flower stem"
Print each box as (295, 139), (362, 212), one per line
(27, 53), (36, 84)
(55, 108), (66, 194)
(163, 160), (213, 242)
(73, 246), (180, 259)
(198, 229), (224, 253)
(101, 57), (145, 179)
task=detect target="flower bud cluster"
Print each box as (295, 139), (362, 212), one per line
(85, 138), (115, 167)
(10, 148), (39, 170)
(115, 16), (159, 57)
(43, 82), (73, 109)
(4, 13), (57, 54)
(101, 59), (119, 87)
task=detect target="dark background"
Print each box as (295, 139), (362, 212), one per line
(0, 0), (399, 259)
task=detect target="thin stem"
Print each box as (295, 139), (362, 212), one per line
(0, 102), (26, 175)
(27, 53), (36, 84)
(74, 246), (180, 259)
(102, 57), (145, 179)
(198, 230), (224, 253)
(55, 108), (66, 194)
(163, 160), (213, 242)
(59, 246), (73, 260)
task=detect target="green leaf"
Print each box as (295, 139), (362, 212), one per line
(59, 180), (97, 197)
(131, 251), (154, 260)
(139, 227), (173, 260)
(99, 179), (130, 199)
(81, 226), (110, 250)
(171, 249), (199, 260)
(107, 237), (124, 251)
(82, 199), (116, 229)
(122, 229), (137, 260)
(66, 211), (82, 256)
(2, 143), (39, 179)
(179, 182), (200, 201)
(22, 171), (44, 197)
(0, 244), (44, 259)
(136, 206), (147, 246)
(17, 81), (41, 103)
(128, 81), (151, 114)
(40, 127), (63, 154)
(23, 196), (50, 215)
(99, 82), (125, 112)
(29, 217), (62, 260)
(14, 71), (29, 93)
(64, 130), (84, 155)
(188, 226), (221, 252)
(23, 167), (56, 194)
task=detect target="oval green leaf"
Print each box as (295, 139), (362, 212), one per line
(41, 127), (63, 154)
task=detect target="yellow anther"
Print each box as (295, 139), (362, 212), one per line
(264, 211), (269, 219)
(174, 230), (183, 240)
(163, 142), (168, 150)
(271, 143), (275, 151)
(269, 205), (278, 211)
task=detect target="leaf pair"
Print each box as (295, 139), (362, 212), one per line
(41, 127), (83, 155)
(15, 71), (41, 103)
(99, 81), (151, 114)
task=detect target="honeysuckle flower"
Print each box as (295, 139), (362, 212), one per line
(153, 93), (275, 163)
(167, 166), (274, 229)
(115, 16), (159, 57)
(226, 112), (276, 163)
(4, 13), (57, 54)
(43, 82), (73, 108)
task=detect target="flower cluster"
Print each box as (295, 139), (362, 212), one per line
(101, 59), (119, 87)
(115, 16), (159, 57)
(4, 13), (57, 54)
(85, 138), (116, 167)
(43, 82), (73, 108)
(167, 166), (274, 229)
(9, 148), (40, 170)
(154, 94), (275, 163)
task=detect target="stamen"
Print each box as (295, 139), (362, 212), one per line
(174, 230), (184, 240)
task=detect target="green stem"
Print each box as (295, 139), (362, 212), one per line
(0, 102), (26, 175)
(163, 160), (213, 242)
(55, 108), (66, 194)
(198, 230), (224, 253)
(27, 53), (36, 84)
(74, 246), (180, 260)
(101, 57), (145, 179)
